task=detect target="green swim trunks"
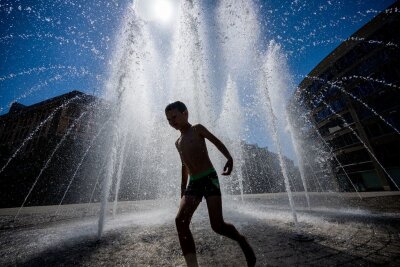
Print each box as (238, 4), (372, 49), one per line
(184, 168), (221, 199)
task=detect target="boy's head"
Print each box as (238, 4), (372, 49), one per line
(165, 101), (189, 130)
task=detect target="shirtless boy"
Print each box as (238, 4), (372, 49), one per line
(165, 101), (256, 267)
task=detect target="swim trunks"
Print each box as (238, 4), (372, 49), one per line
(184, 168), (221, 199)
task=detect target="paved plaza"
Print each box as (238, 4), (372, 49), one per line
(1, 192), (400, 266)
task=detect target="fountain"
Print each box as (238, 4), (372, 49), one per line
(218, 76), (245, 200)
(1, 0), (400, 266)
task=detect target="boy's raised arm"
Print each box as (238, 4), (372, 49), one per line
(195, 124), (233, 175)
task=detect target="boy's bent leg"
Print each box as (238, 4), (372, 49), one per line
(176, 196), (201, 267)
(205, 196), (244, 241)
(206, 196), (256, 267)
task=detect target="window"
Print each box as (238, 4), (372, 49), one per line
(315, 107), (332, 123)
(331, 98), (346, 113)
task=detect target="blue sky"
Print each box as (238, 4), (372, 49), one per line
(255, 0), (396, 85)
(0, 0), (396, 120)
(0, 0), (127, 112)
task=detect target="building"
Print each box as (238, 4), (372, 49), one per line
(290, 2), (400, 191)
(240, 143), (302, 194)
(0, 91), (102, 148)
(0, 90), (301, 208)
(0, 91), (110, 208)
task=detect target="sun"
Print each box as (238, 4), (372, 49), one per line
(134, 0), (175, 24)
(152, 0), (174, 23)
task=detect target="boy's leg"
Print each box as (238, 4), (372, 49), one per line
(176, 195), (201, 267)
(206, 196), (256, 267)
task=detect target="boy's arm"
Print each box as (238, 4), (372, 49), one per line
(181, 164), (188, 198)
(195, 124), (233, 175)
(176, 140), (188, 197)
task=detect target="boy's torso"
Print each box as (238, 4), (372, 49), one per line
(176, 125), (214, 176)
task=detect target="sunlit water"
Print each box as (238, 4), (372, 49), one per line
(0, 0), (398, 243)
(97, 0), (304, 236)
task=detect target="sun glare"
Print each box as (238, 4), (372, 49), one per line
(153, 0), (174, 23)
(134, 0), (175, 24)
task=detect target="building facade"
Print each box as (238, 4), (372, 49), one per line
(0, 89), (302, 208)
(240, 142), (302, 194)
(0, 91), (110, 208)
(290, 2), (400, 191)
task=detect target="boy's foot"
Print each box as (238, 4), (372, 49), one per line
(239, 236), (256, 267)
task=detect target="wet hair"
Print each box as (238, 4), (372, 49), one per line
(165, 101), (187, 113)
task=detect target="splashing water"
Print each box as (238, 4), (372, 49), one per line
(94, 0), (309, 237)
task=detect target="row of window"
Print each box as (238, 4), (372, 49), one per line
(364, 119), (398, 138)
(303, 34), (398, 109)
(314, 98), (347, 123)
(328, 131), (361, 151)
(335, 149), (371, 165)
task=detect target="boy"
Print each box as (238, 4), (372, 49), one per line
(165, 101), (256, 267)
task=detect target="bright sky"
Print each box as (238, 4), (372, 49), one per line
(0, 0), (396, 157)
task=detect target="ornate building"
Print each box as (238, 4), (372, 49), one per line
(0, 91), (109, 208)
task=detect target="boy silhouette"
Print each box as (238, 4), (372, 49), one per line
(165, 101), (256, 267)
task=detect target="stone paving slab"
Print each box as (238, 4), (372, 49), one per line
(0, 193), (400, 266)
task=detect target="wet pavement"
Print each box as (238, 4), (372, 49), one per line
(1, 192), (400, 266)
